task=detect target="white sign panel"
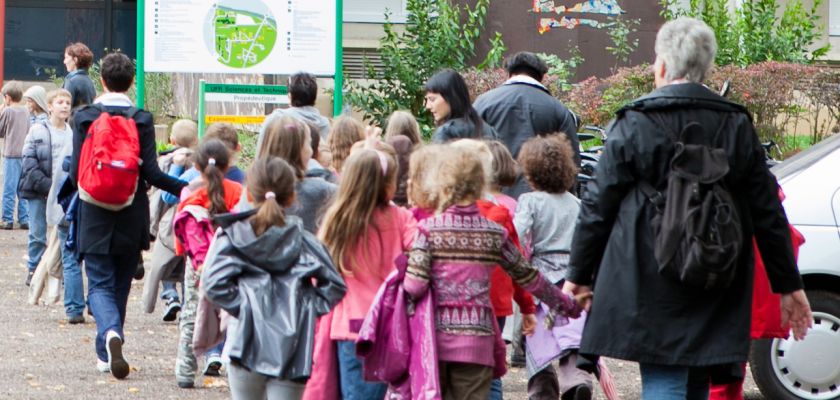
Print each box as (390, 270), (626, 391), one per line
(145, 0), (337, 75)
(831, 0), (840, 37)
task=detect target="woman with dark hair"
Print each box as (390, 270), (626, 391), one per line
(62, 42), (97, 109)
(425, 69), (497, 143)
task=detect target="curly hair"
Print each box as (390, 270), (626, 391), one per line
(517, 133), (578, 194)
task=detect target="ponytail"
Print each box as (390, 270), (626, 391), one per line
(251, 191), (286, 236)
(248, 157), (297, 236)
(204, 161), (227, 216)
(195, 139), (232, 216)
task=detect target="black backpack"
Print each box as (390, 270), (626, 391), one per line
(639, 118), (743, 290)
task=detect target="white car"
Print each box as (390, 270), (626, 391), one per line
(750, 134), (840, 400)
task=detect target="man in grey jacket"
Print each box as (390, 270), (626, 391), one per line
(474, 52), (580, 198)
(256, 72), (331, 157)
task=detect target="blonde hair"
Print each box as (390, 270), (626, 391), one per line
(319, 148), (398, 276)
(385, 111), (422, 146)
(407, 144), (446, 210)
(45, 89), (72, 106)
(170, 119), (199, 149)
(449, 139), (493, 193)
(248, 157), (297, 235)
(259, 116), (310, 179)
(434, 146), (485, 212)
(329, 116), (365, 173)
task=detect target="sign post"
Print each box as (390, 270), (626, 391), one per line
(197, 80), (289, 136)
(136, 0), (145, 108)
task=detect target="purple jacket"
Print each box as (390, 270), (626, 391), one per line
(357, 256), (442, 400)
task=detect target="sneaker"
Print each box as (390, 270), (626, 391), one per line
(177, 380), (195, 389)
(203, 354), (223, 376)
(1, 222), (13, 230)
(162, 299), (181, 322)
(561, 384), (592, 400)
(68, 315), (85, 324)
(18, 223), (28, 230)
(106, 331), (130, 379)
(24, 270), (34, 287)
(96, 359), (110, 373)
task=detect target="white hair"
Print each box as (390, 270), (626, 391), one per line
(655, 17), (717, 83)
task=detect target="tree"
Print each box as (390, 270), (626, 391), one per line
(344, 0), (505, 137)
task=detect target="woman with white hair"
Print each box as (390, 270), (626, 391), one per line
(562, 17), (812, 400)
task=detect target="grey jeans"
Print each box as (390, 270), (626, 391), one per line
(228, 364), (304, 400)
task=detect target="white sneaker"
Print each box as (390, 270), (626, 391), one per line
(105, 330), (130, 379)
(96, 359), (110, 373)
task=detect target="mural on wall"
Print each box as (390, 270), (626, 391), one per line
(532, 0), (625, 34)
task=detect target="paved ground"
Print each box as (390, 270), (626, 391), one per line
(0, 224), (767, 399)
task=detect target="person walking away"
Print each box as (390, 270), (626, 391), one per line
(62, 43), (97, 110)
(562, 18), (813, 400)
(327, 116), (365, 176)
(23, 85), (49, 125)
(202, 157), (347, 400)
(1, 81), (31, 238)
(514, 134), (594, 400)
(69, 52), (187, 379)
(425, 69), (497, 143)
(172, 139), (242, 388)
(474, 52), (579, 199)
(257, 72), (331, 149)
(318, 147), (417, 400)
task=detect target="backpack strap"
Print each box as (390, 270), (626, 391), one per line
(639, 180), (666, 211)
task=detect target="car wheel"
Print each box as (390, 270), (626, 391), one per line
(750, 290), (840, 400)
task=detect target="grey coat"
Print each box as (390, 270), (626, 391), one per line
(474, 81), (580, 198)
(19, 122), (52, 199)
(567, 83), (803, 375)
(202, 213), (346, 380)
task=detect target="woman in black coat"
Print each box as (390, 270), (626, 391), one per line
(563, 17), (812, 399)
(424, 69), (497, 143)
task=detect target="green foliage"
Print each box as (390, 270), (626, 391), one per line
(536, 50), (584, 93)
(605, 16), (640, 69)
(660, 0), (830, 66)
(345, 0), (506, 140)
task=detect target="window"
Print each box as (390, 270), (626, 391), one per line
(344, 0), (407, 23)
(831, 0), (840, 37)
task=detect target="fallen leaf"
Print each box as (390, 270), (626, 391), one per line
(128, 387), (140, 393)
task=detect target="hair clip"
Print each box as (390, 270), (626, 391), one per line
(265, 191), (276, 200)
(208, 157), (216, 166)
(375, 151), (388, 176)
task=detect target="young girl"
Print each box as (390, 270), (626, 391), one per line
(384, 110), (422, 146)
(514, 134), (593, 400)
(403, 146), (581, 400)
(172, 139), (243, 388)
(328, 115), (365, 175)
(319, 147), (417, 400)
(252, 115), (335, 233)
(486, 140), (518, 219)
(202, 157), (346, 400)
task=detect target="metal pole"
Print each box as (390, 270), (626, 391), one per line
(333, 0), (344, 117)
(197, 80), (206, 138)
(136, 0), (145, 108)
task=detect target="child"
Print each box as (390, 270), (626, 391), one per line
(318, 147), (417, 400)
(23, 85), (49, 125)
(486, 141), (518, 219)
(328, 115), (365, 175)
(202, 157), (346, 400)
(403, 145), (582, 400)
(514, 134), (592, 400)
(20, 89), (82, 322)
(254, 116), (335, 234)
(384, 110), (422, 146)
(383, 112), (419, 207)
(172, 139), (243, 388)
(147, 118), (199, 322)
(69, 52), (187, 379)
(305, 120), (335, 182)
(0, 81), (32, 234)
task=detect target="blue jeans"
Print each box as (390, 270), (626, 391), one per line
(2, 157), (27, 224)
(58, 224), (84, 317)
(488, 316), (507, 400)
(26, 198), (47, 272)
(337, 340), (388, 400)
(85, 252), (139, 361)
(640, 363), (710, 400)
(160, 281), (180, 302)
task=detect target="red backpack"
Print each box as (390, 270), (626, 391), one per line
(77, 106), (142, 211)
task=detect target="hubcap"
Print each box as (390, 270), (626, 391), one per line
(771, 311), (840, 399)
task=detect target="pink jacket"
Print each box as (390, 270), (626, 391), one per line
(330, 205), (417, 340)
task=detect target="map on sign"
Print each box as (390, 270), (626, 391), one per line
(205, 1), (277, 68)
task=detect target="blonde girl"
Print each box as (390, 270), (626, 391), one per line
(318, 147), (417, 400)
(402, 146), (581, 400)
(328, 116), (365, 175)
(384, 110), (422, 146)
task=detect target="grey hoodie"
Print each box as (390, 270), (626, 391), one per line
(256, 106), (331, 157)
(202, 214), (346, 380)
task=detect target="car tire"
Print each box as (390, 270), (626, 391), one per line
(749, 290), (840, 400)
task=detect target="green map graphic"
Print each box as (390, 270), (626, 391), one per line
(213, 6), (277, 68)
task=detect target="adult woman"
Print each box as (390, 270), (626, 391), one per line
(62, 42), (97, 110)
(424, 69), (496, 144)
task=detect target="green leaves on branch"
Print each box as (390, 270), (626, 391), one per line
(660, 0), (830, 66)
(344, 0), (506, 139)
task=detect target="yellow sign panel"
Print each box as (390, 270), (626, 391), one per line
(204, 115), (266, 124)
